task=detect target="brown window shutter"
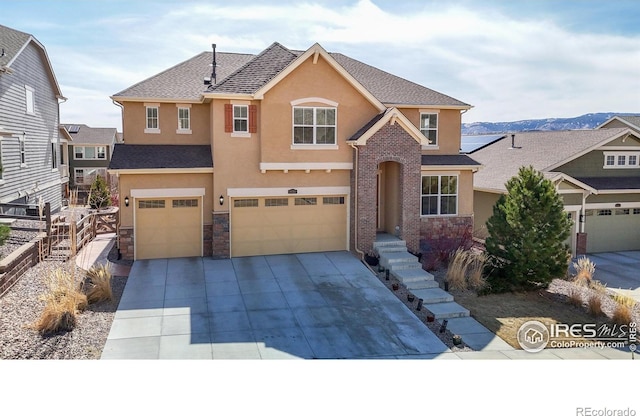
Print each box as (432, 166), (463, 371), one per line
(224, 104), (233, 133)
(249, 105), (257, 133)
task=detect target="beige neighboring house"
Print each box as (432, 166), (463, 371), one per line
(109, 42), (481, 261)
(471, 126), (640, 256)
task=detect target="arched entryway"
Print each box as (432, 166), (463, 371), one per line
(377, 161), (402, 236)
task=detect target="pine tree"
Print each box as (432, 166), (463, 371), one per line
(484, 166), (571, 292)
(89, 175), (111, 210)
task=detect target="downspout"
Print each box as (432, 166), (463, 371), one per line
(349, 142), (365, 259)
(111, 99), (125, 141)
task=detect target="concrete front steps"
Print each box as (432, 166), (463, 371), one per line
(373, 236), (470, 320)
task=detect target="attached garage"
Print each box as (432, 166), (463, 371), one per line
(585, 208), (640, 253)
(230, 195), (348, 257)
(134, 195), (203, 260)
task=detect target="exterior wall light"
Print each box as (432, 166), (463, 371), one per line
(219, 195), (224, 206)
(124, 196), (129, 207)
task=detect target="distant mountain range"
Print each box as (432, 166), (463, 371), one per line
(461, 112), (640, 135)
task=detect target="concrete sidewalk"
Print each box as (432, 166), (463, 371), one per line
(75, 233), (131, 277)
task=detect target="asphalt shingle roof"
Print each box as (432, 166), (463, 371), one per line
(575, 176), (640, 191)
(112, 43), (469, 107)
(0, 24), (31, 67)
(421, 154), (481, 167)
(61, 124), (117, 145)
(471, 128), (631, 192)
(617, 116), (640, 129)
(109, 144), (213, 170)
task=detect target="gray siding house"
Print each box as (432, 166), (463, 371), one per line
(0, 24), (66, 212)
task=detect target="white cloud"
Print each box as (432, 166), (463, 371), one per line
(40, 0), (640, 126)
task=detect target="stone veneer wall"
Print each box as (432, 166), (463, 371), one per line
(212, 212), (230, 259)
(351, 123), (421, 255)
(0, 233), (49, 298)
(419, 215), (474, 254)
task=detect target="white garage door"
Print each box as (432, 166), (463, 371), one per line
(231, 195), (348, 257)
(135, 197), (202, 260)
(585, 208), (640, 253)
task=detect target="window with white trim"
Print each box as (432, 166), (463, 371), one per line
(603, 151), (640, 168)
(145, 105), (159, 132)
(25, 86), (35, 115)
(420, 113), (438, 145)
(74, 168), (107, 185)
(233, 105), (248, 133)
(177, 107), (190, 131)
(293, 107), (336, 145)
(421, 175), (458, 216)
(74, 146), (106, 160)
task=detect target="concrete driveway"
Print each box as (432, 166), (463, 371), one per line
(101, 252), (450, 359)
(585, 251), (640, 302)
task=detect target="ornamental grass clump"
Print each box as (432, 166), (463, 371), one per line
(81, 263), (112, 304)
(35, 267), (87, 335)
(445, 248), (487, 292)
(572, 256), (595, 287)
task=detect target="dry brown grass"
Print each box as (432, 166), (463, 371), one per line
(568, 288), (583, 308)
(612, 293), (636, 309)
(572, 256), (595, 287)
(34, 267), (87, 335)
(445, 248), (487, 291)
(587, 295), (604, 317)
(81, 263), (113, 304)
(612, 304), (633, 325)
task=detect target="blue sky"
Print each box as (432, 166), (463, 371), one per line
(3, 0), (639, 129)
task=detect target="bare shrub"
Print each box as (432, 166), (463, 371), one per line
(81, 263), (113, 304)
(572, 256), (595, 287)
(34, 267), (87, 335)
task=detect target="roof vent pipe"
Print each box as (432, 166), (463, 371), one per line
(509, 133), (521, 149)
(204, 44), (218, 86)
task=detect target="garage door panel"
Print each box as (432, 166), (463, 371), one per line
(586, 209), (640, 253)
(231, 195), (347, 257)
(136, 197), (202, 260)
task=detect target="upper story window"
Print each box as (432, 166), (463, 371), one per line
(225, 103), (256, 137)
(25, 86), (35, 115)
(603, 151), (640, 169)
(177, 106), (191, 133)
(145, 103), (160, 133)
(420, 113), (438, 146)
(74, 146), (106, 160)
(293, 107), (336, 145)
(421, 174), (457, 216)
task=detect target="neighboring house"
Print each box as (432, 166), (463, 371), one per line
(470, 128), (640, 256)
(60, 124), (119, 201)
(597, 115), (640, 134)
(109, 42), (480, 260)
(0, 24), (66, 212)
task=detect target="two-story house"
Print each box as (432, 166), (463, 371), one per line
(109, 42), (480, 261)
(470, 126), (640, 256)
(0, 24), (66, 213)
(60, 123), (119, 202)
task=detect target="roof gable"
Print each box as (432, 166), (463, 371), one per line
(597, 115), (640, 131)
(0, 24), (64, 98)
(348, 107), (427, 146)
(61, 124), (117, 145)
(252, 43), (386, 112)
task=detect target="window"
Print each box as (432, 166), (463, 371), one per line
(233, 105), (248, 133)
(633, 208), (640, 215)
(74, 146), (106, 160)
(295, 197), (317, 206)
(25, 86), (35, 115)
(0, 141), (3, 180)
(323, 196), (345, 205)
(420, 113), (438, 145)
(293, 107), (336, 145)
(173, 199), (198, 208)
(603, 152), (640, 168)
(74, 168), (107, 185)
(615, 209), (630, 215)
(19, 135), (26, 166)
(421, 175), (458, 216)
(51, 142), (58, 169)
(177, 107), (190, 132)
(145, 104), (160, 133)
(597, 209), (612, 216)
(265, 198), (288, 207)
(139, 200), (165, 209)
(233, 199), (258, 208)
